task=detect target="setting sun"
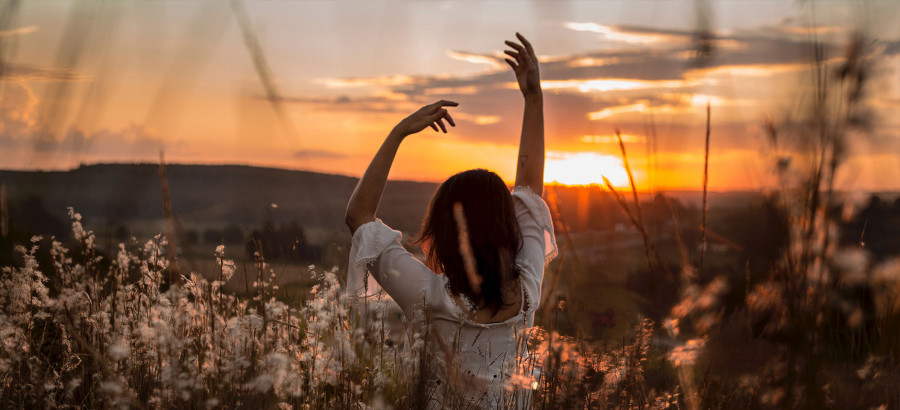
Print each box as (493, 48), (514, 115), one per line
(544, 152), (632, 187)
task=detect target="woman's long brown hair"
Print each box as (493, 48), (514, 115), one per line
(415, 169), (522, 315)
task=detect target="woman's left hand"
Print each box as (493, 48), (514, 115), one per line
(393, 100), (458, 137)
(505, 33), (541, 99)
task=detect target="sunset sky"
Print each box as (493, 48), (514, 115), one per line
(1, 1), (898, 191)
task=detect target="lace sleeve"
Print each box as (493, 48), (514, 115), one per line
(511, 186), (557, 321)
(512, 186), (558, 264)
(347, 218), (451, 320)
(347, 219), (402, 297)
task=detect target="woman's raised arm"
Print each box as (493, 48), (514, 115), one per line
(505, 33), (544, 196)
(345, 100), (458, 235)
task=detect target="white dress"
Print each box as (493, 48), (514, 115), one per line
(347, 186), (557, 408)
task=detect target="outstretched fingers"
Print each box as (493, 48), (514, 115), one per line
(506, 37), (538, 72)
(505, 58), (519, 72)
(505, 40), (525, 54)
(430, 107), (455, 133)
(504, 49), (523, 64)
(430, 99), (459, 110)
(445, 111), (455, 127)
(516, 32), (535, 58)
(398, 100), (458, 136)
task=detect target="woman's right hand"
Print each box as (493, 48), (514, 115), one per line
(393, 100), (458, 137)
(505, 33), (541, 99)
(348, 100), (457, 234)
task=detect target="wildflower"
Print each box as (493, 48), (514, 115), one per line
(67, 207), (84, 240)
(855, 355), (881, 380)
(215, 245), (236, 282)
(109, 341), (131, 361)
(663, 318), (680, 337)
(696, 293), (717, 310)
(872, 257), (900, 284)
(834, 248), (869, 286)
(65, 378), (81, 398)
(248, 374), (274, 393)
(507, 373), (536, 390)
(603, 362), (626, 387)
(667, 338), (707, 367)
(760, 387), (784, 406)
(670, 299), (694, 319)
(98, 380), (123, 395)
(694, 312), (719, 334)
(681, 265), (698, 281)
(746, 281), (783, 311)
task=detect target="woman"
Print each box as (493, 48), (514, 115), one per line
(345, 33), (556, 408)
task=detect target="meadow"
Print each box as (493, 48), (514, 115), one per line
(2, 177), (898, 408)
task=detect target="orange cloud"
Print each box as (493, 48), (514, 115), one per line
(564, 22), (682, 44)
(541, 78), (686, 93)
(322, 75), (416, 88)
(1, 64), (86, 83)
(0, 25), (38, 36)
(446, 50), (505, 69)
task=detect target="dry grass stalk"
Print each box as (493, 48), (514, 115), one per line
(1, 180), (7, 238)
(229, 0), (300, 141)
(608, 130), (674, 283)
(602, 177), (673, 291)
(158, 150), (180, 281)
(616, 128), (643, 223)
(700, 102), (711, 275)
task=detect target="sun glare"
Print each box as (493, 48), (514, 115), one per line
(544, 152), (631, 187)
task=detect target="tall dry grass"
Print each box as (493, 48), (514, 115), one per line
(611, 31), (899, 409)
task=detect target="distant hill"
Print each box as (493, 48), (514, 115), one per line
(3, 163), (837, 242)
(0, 163), (439, 236)
(6, 163), (897, 269)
